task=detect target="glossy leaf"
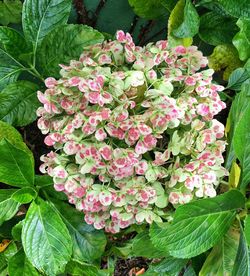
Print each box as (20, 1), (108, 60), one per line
(199, 12), (238, 46)
(200, 226), (240, 275)
(0, 81), (40, 126)
(0, 120), (34, 160)
(150, 190), (245, 258)
(11, 187), (37, 204)
(244, 215), (250, 247)
(197, 0), (250, 18)
(225, 82), (250, 170)
(0, 190), (20, 226)
(38, 24), (104, 77)
(233, 82), (250, 190)
(22, 199), (72, 275)
(0, 0), (22, 25)
(0, 139), (34, 187)
(227, 68), (250, 91)
(233, 19), (250, 62)
(131, 231), (168, 258)
(168, 0), (193, 47)
(65, 260), (109, 276)
(22, 0), (72, 49)
(0, 27), (30, 60)
(50, 199), (106, 263)
(0, 48), (23, 90)
(11, 220), (23, 241)
(8, 249), (39, 276)
(145, 256), (188, 275)
(128, 0), (167, 19)
(173, 0), (199, 38)
(232, 226), (250, 275)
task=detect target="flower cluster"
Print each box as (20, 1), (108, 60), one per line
(37, 30), (227, 233)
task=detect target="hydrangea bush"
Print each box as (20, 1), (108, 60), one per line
(37, 30), (227, 233)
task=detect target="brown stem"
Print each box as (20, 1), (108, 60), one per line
(138, 20), (155, 46)
(73, 0), (91, 25)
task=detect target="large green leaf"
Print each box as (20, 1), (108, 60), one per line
(168, 0), (193, 47)
(233, 19), (250, 62)
(172, 0), (199, 38)
(225, 81), (250, 170)
(22, 0), (72, 65)
(199, 12), (238, 46)
(232, 226), (250, 276)
(197, 0), (250, 19)
(131, 231), (169, 258)
(0, 139), (34, 187)
(244, 215), (250, 247)
(0, 189), (20, 226)
(22, 198), (72, 275)
(0, 120), (34, 160)
(50, 199), (106, 263)
(0, 27), (30, 61)
(0, 49), (23, 90)
(65, 260), (109, 276)
(226, 68), (250, 91)
(200, 226), (240, 275)
(0, 81), (40, 126)
(0, 0), (22, 25)
(144, 256), (188, 276)
(11, 187), (37, 204)
(233, 82), (250, 190)
(38, 24), (104, 78)
(128, 0), (168, 19)
(8, 250), (39, 276)
(150, 190), (245, 258)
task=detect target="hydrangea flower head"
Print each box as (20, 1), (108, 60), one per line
(37, 30), (227, 233)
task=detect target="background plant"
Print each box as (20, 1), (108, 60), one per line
(0, 0), (249, 275)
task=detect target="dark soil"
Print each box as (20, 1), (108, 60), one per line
(114, 257), (149, 276)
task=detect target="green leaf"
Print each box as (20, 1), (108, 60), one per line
(168, 0), (193, 47)
(150, 190), (245, 258)
(65, 260), (109, 276)
(0, 48), (23, 90)
(0, 139), (34, 187)
(233, 82), (250, 190)
(227, 68), (250, 91)
(225, 81), (250, 170)
(11, 220), (23, 241)
(131, 231), (169, 258)
(232, 226), (250, 276)
(173, 0), (199, 38)
(22, 0), (72, 64)
(197, 0), (250, 18)
(38, 24), (104, 78)
(0, 120), (34, 165)
(49, 199), (106, 263)
(128, 0), (168, 19)
(22, 198), (72, 275)
(0, 189), (20, 226)
(145, 256), (188, 276)
(35, 175), (68, 200)
(0, 81), (40, 126)
(244, 215), (250, 247)
(2, 241), (17, 260)
(199, 12), (238, 46)
(0, 216), (24, 239)
(0, 27), (30, 61)
(12, 187), (37, 204)
(0, 0), (22, 25)
(200, 226), (240, 275)
(8, 249), (39, 276)
(233, 19), (250, 62)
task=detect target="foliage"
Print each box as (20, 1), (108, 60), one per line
(0, 0), (249, 275)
